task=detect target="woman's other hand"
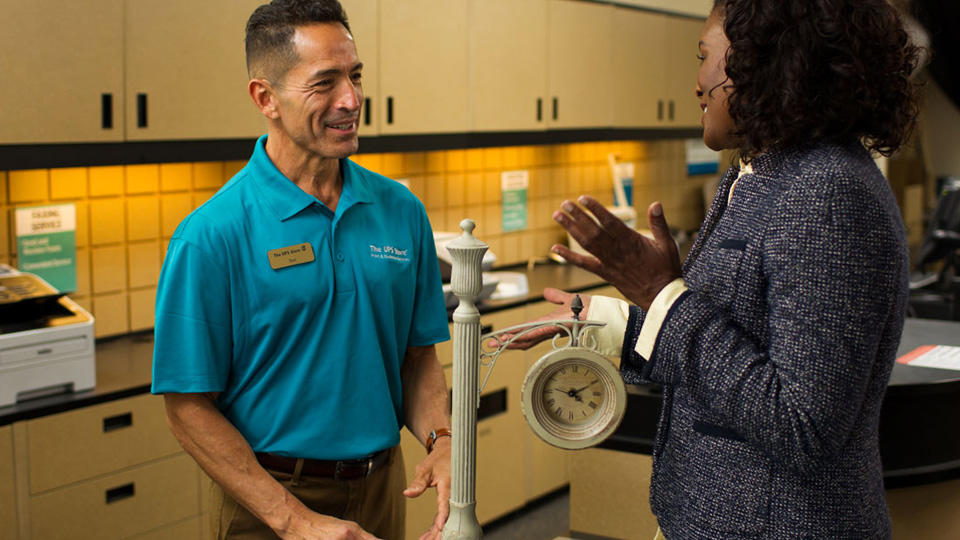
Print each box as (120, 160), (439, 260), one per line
(553, 196), (681, 310)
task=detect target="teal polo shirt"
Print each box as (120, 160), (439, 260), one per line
(152, 135), (449, 460)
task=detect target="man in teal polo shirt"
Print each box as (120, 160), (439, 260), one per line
(151, 1), (451, 539)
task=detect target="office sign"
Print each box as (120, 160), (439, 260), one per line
(686, 138), (720, 176)
(15, 203), (78, 292)
(501, 170), (529, 232)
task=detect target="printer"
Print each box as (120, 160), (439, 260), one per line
(0, 264), (95, 407)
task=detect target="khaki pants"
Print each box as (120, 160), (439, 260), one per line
(209, 446), (405, 539)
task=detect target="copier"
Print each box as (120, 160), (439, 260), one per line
(0, 264), (95, 407)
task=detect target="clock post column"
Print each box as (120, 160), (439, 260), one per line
(442, 219), (487, 540)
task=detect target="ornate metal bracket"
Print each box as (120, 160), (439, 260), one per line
(477, 295), (606, 396)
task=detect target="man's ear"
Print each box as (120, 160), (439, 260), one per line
(249, 78), (280, 120)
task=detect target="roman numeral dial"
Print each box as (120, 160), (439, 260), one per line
(521, 347), (627, 450)
(542, 363), (603, 426)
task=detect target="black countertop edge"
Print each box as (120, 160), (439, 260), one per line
(0, 384), (152, 426)
(883, 463), (960, 489)
(597, 435), (656, 454)
(0, 127), (703, 171)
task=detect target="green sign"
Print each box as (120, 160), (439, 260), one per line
(501, 170), (529, 232)
(15, 203), (78, 292)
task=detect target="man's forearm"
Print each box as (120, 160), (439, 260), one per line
(400, 345), (451, 445)
(163, 393), (304, 533)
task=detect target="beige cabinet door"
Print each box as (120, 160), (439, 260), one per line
(0, 0), (123, 144)
(378, 0), (468, 134)
(612, 8), (669, 128)
(474, 308), (527, 524)
(468, 0), (548, 132)
(522, 300), (573, 501)
(0, 425), (15, 540)
(125, 0), (265, 141)
(546, 0), (614, 129)
(339, 0), (380, 136)
(665, 16), (705, 128)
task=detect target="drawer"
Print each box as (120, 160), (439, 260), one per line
(27, 393), (183, 493)
(29, 453), (200, 540)
(0, 425), (16, 540)
(132, 516), (202, 540)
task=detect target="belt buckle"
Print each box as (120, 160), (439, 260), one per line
(333, 456), (375, 480)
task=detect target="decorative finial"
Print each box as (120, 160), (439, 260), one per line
(571, 295), (583, 321)
(460, 219), (476, 236)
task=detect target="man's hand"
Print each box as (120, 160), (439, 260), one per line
(553, 197), (681, 310)
(163, 393), (382, 540)
(489, 288), (591, 350)
(403, 437), (452, 540)
(278, 508), (382, 540)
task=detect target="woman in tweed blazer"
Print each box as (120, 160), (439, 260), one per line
(511, 1), (921, 538)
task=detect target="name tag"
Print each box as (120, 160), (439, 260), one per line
(268, 242), (315, 270)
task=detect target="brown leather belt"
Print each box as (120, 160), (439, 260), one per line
(255, 449), (390, 481)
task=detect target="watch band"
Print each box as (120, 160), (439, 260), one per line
(426, 428), (452, 454)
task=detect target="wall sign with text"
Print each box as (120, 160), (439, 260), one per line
(501, 170), (529, 233)
(15, 203), (78, 292)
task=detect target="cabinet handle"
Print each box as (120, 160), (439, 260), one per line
(105, 483), (135, 504)
(658, 100), (664, 121)
(536, 98), (542, 122)
(103, 412), (133, 432)
(477, 388), (507, 421)
(136, 93), (148, 128)
(668, 100), (675, 121)
(481, 324), (493, 334)
(386, 96), (394, 125)
(552, 97), (558, 121)
(101, 93), (113, 129)
(364, 97), (371, 126)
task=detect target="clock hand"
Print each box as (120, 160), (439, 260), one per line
(554, 387), (585, 402)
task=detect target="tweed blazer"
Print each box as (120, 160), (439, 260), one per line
(620, 141), (909, 539)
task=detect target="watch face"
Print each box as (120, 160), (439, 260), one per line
(522, 347), (627, 450)
(541, 360), (606, 426)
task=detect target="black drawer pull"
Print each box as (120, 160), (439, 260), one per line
(386, 96), (393, 124)
(478, 388), (507, 421)
(105, 483), (135, 504)
(536, 98), (542, 122)
(364, 97), (371, 126)
(552, 97), (558, 120)
(36, 348), (53, 355)
(481, 324), (493, 334)
(657, 100), (664, 121)
(668, 100), (675, 121)
(103, 412), (133, 432)
(101, 93), (113, 129)
(136, 93), (148, 128)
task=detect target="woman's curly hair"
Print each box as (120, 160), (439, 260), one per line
(714, 0), (921, 160)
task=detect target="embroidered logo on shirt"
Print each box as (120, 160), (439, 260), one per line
(267, 242), (315, 269)
(369, 244), (410, 263)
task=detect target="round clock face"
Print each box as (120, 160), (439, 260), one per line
(521, 347), (627, 450)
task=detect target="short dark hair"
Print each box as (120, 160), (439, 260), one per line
(713, 0), (921, 159)
(245, 0), (351, 82)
